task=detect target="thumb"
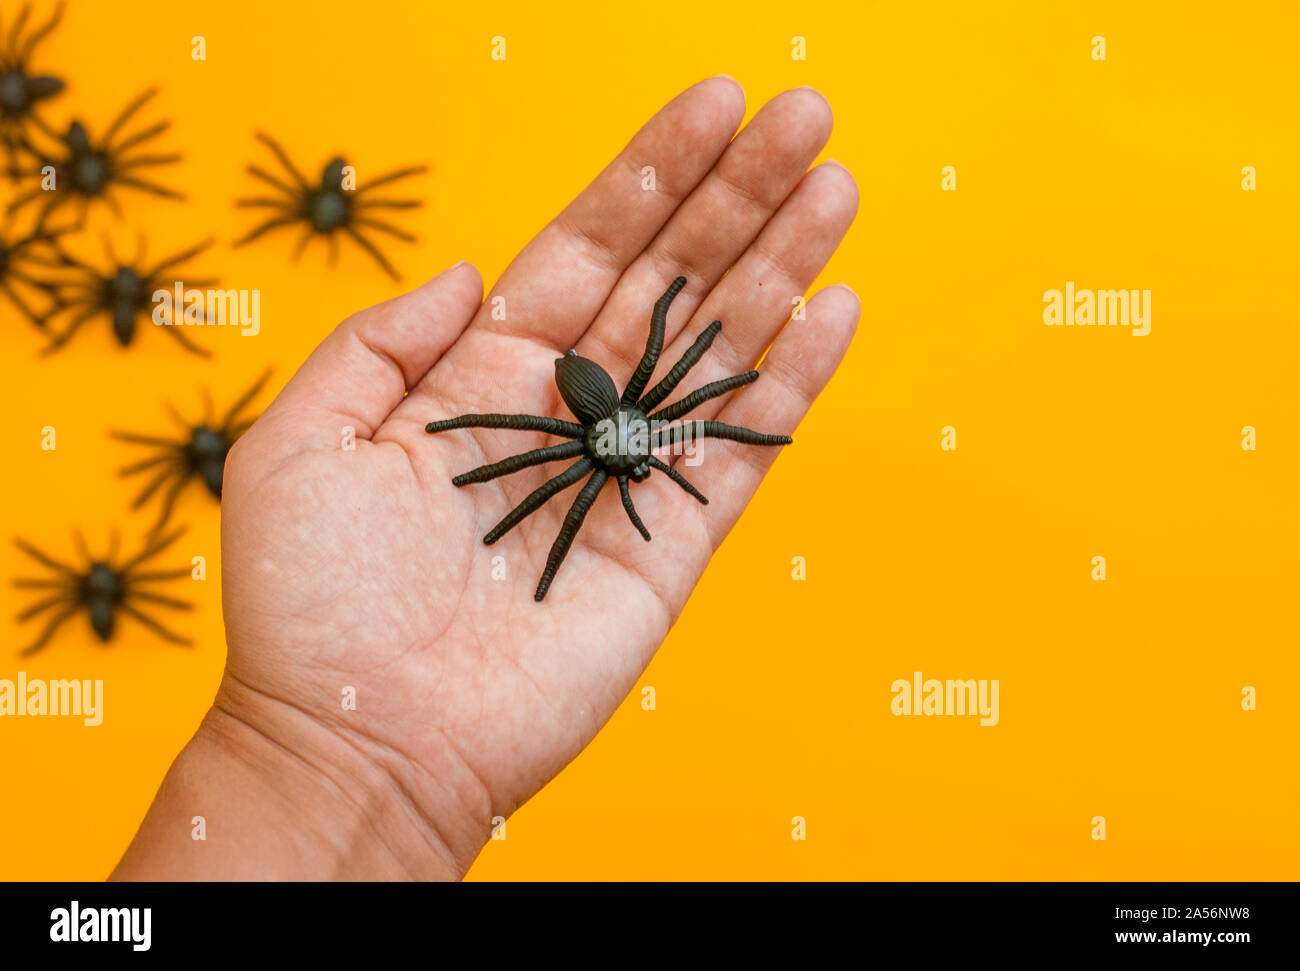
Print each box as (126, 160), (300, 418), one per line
(256, 260), (483, 450)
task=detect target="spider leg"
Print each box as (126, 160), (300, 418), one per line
(1, 278), (49, 327)
(127, 462), (183, 508)
(534, 469), (608, 601)
(353, 216), (416, 243)
(145, 237), (214, 278)
(354, 197), (422, 210)
(118, 602), (192, 646)
(8, 266), (61, 290)
(6, 184), (46, 215)
(426, 413), (584, 438)
(648, 456), (708, 504)
(163, 400), (189, 430)
(12, 577), (76, 589)
(327, 233), (339, 267)
(290, 225), (314, 261)
(13, 538), (78, 576)
(652, 419), (792, 450)
(110, 430), (185, 447)
(117, 152), (183, 171)
(233, 214), (299, 247)
(245, 164), (299, 198)
(130, 567), (193, 582)
(17, 592), (72, 622)
(128, 589), (194, 611)
(20, 0), (62, 60)
(119, 526), (186, 574)
(114, 174), (185, 201)
(234, 196), (295, 210)
(621, 275), (686, 406)
(649, 371), (759, 424)
(19, 603), (79, 657)
(102, 189), (124, 219)
(217, 368), (273, 434)
(148, 476), (191, 537)
(617, 475), (651, 541)
(111, 119), (170, 156)
(356, 164), (427, 194)
(6, 4), (31, 53)
(118, 451), (179, 477)
(158, 320), (212, 358)
(28, 109), (60, 142)
(451, 440), (584, 486)
(637, 320), (721, 412)
(344, 225), (400, 280)
(39, 305), (98, 354)
(103, 88), (160, 147)
(483, 457), (592, 545)
(253, 131), (310, 189)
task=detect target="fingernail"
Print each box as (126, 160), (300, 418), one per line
(837, 281), (859, 300)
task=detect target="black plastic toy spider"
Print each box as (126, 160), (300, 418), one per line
(42, 234), (216, 355)
(234, 131), (426, 279)
(425, 276), (792, 601)
(12, 527), (193, 656)
(0, 1), (66, 175)
(0, 219), (63, 327)
(8, 87), (181, 228)
(112, 369), (271, 534)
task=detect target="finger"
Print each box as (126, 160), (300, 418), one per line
(574, 87), (835, 383)
(468, 75), (746, 351)
(648, 160), (859, 419)
(255, 260), (483, 447)
(677, 283), (860, 550)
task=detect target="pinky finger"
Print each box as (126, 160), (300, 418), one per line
(682, 282), (861, 550)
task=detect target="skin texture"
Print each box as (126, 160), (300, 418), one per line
(112, 78), (860, 881)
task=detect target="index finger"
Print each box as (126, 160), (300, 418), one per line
(455, 76), (746, 352)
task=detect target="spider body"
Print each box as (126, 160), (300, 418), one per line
(11, 528), (193, 655)
(0, 1), (65, 173)
(235, 133), (426, 279)
(426, 276), (792, 601)
(112, 370), (271, 533)
(188, 425), (231, 495)
(8, 87), (181, 227)
(43, 235), (216, 355)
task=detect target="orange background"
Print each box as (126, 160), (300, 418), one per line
(1, 0), (1296, 880)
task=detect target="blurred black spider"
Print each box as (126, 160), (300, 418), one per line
(0, 1), (66, 176)
(8, 87), (181, 228)
(425, 276), (792, 601)
(112, 369), (272, 534)
(12, 527), (193, 656)
(0, 219), (64, 327)
(43, 234), (216, 355)
(234, 131), (426, 279)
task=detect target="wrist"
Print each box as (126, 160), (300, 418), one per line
(113, 673), (489, 881)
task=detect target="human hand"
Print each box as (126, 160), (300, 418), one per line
(114, 77), (859, 880)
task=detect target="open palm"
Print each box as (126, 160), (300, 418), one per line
(210, 78), (859, 879)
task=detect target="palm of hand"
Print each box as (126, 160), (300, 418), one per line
(215, 78), (859, 871)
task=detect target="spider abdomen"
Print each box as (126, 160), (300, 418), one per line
(554, 350), (620, 425)
(83, 563), (124, 642)
(188, 426), (231, 498)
